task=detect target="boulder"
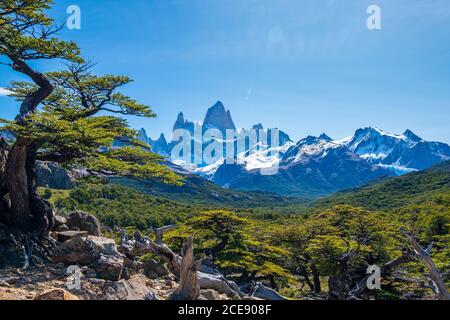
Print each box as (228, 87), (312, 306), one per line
(93, 254), (124, 281)
(57, 230), (88, 242)
(36, 161), (74, 189)
(53, 215), (67, 228)
(142, 259), (169, 279)
(66, 210), (101, 236)
(52, 236), (119, 265)
(34, 289), (79, 300)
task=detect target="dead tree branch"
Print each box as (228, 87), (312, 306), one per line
(169, 237), (200, 300)
(401, 228), (450, 300)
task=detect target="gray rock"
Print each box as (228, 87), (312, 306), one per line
(56, 230), (88, 242)
(142, 259), (168, 279)
(53, 215), (67, 228)
(66, 210), (101, 236)
(36, 161), (74, 189)
(52, 236), (119, 265)
(104, 274), (156, 300)
(93, 254), (124, 281)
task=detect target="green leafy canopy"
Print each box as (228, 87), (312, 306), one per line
(1, 64), (181, 184)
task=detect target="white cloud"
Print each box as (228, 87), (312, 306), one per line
(0, 88), (12, 96)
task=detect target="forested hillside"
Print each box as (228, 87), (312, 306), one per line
(315, 160), (450, 210)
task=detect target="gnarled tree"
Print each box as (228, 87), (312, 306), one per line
(0, 0), (81, 235)
(0, 1), (180, 237)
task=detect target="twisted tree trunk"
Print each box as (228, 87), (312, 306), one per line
(0, 137), (10, 222)
(0, 55), (55, 236)
(169, 237), (200, 300)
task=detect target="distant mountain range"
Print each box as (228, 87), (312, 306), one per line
(3, 101), (447, 199)
(138, 101), (450, 198)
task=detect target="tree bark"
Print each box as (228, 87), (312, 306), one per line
(0, 55), (55, 236)
(4, 138), (33, 229)
(155, 224), (176, 244)
(119, 235), (181, 277)
(0, 137), (9, 222)
(311, 264), (322, 293)
(169, 237), (200, 300)
(328, 270), (349, 300)
(298, 265), (315, 292)
(2, 139), (53, 236)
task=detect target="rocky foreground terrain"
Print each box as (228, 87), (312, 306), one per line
(0, 211), (281, 301)
(0, 266), (176, 300)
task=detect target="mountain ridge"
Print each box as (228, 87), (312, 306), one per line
(135, 102), (450, 198)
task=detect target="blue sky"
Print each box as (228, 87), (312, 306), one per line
(1, 0), (450, 143)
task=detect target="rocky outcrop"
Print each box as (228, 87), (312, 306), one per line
(93, 254), (124, 281)
(0, 265), (168, 300)
(173, 112), (195, 135)
(203, 101), (236, 134)
(35, 161), (74, 189)
(53, 215), (67, 228)
(66, 211), (101, 236)
(52, 235), (124, 281)
(52, 236), (119, 265)
(142, 259), (169, 279)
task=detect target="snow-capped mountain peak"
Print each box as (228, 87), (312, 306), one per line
(403, 129), (422, 142)
(133, 100), (450, 195)
(334, 127), (449, 172)
(281, 134), (341, 164)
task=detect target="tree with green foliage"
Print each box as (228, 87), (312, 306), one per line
(166, 210), (292, 289)
(398, 193), (450, 287)
(0, 1), (179, 237)
(277, 205), (404, 298)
